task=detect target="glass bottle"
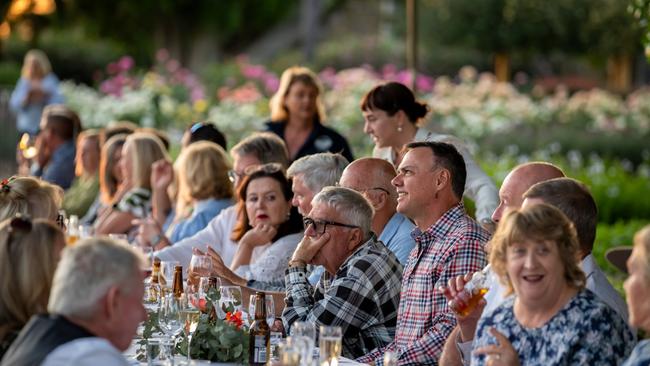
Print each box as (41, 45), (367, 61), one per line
(172, 265), (184, 299)
(269, 317), (286, 361)
(449, 264), (491, 317)
(66, 215), (80, 246)
(147, 260), (161, 303)
(249, 292), (270, 365)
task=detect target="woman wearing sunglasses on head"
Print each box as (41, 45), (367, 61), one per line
(0, 215), (66, 358)
(0, 176), (63, 223)
(190, 164), (303, 288)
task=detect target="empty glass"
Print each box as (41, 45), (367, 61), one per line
(189, 253), (213, 278)
(218, 286), (243, 318)
(291, 321), (315, 366)
(146, 337), (174, 365)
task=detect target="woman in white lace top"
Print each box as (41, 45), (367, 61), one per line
(199, 163), (303, 286)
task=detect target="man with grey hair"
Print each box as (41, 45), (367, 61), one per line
(286, 152), (349, 216)
(282, 187), (402, 359)
(2, 238), (147, 366)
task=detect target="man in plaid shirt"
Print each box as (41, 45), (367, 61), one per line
(358, 141), (490, 365)
(282, 186), (403, 359)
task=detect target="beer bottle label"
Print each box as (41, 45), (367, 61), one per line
(253, 335), (267, 362)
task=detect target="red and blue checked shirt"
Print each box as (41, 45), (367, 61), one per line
(358, 203), (490, 365)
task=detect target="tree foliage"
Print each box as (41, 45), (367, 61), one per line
(422, 0), (641, 55)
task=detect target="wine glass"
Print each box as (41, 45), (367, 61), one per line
(159, 261), (179, 297)
(248, 294), (275, 326)
(179, 294), (200, 364)
(158, 294), (182, 344)
(219, 286), (243, 318)
(189, 254), (213, 278)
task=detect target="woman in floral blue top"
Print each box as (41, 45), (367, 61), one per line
(623, 225), (650, 366)
(471, 204), (634, 366)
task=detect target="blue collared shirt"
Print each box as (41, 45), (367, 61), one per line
(169, 198), (233, 244)
(32, 141), (76, 190)
(9, 74), (64, 135)
(308, 212), (416, 285)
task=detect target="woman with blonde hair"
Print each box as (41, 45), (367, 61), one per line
(622, 225), (650, 365)
(470, 203), (633, 365)
(136, 141), (234, 249)
(9, 50), (64, 136)
(0, 176), (63, 223)
(62, 130), (101, 217)
(95, 132), (170, 235)
(0, 216), (66, 357)
(265, 66), (353, 162)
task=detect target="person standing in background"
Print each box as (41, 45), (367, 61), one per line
(10, 49), (64, 137)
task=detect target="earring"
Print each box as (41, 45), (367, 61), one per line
(397, 125), (403, 132)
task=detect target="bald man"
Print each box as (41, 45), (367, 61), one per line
(339, 158), (416, 264)
(439, 162), (564, 366)
(308, 158), (416, 284)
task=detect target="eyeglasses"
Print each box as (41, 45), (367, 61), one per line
(6, 214), (33, 251)
(302, 217), (359, 235)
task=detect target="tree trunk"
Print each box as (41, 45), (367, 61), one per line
(494, 52), (510, 82)
(607, 53), (632, 94)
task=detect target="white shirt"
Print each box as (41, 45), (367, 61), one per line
(42, 337), (128, 366)
(373, 127), (499, 222)
(154, 205), (239, 270)
(234, 232), (303, 283)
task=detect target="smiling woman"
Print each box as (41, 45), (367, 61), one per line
(470, 203), (634, 366)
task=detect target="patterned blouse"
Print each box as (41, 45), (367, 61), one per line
(471, 289), (635, 366)
(116, 187), (151, 218)
(623, 339), (650, 366)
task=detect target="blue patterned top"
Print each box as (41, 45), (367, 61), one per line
(623, 339), (650, 366)
(471, 289), (634, 366)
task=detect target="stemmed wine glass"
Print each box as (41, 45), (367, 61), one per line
(190, 254), (213, 277)
(219, 286), (243, 318)
(158, 294), (182, 352)
(179, 293), (200, 364)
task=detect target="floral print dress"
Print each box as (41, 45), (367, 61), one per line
(471, 289), (634, 366)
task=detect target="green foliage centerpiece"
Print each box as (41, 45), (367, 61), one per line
(139, 287), (249, 363)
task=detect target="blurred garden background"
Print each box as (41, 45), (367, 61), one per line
(1, 0), (649, 290)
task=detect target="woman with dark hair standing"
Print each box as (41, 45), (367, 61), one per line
(361, 81), (498, 227)
(266, 66), (353, 163)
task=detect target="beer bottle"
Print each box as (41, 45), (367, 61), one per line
(147, 260), (161, 302)
(249, 292), (270, 365)
(448, 264), (491, 317)
(269, 317), (286, 360)
(172, 265), (184, 298)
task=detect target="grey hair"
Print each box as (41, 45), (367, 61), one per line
(48, 237), (145, 319)
(312, 186), (374, 239)
(231, 132), (290, 169)
(287, 153), (349, 192)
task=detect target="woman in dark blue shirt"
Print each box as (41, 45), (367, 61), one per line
(265, 66), (353, 163)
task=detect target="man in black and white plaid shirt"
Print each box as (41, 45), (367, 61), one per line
(282, 186), (403, 359)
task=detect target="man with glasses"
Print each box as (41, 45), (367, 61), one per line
(282, 187), (402, 359)
(338, 157), (415, 265)
(358, 141), (489, 365)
